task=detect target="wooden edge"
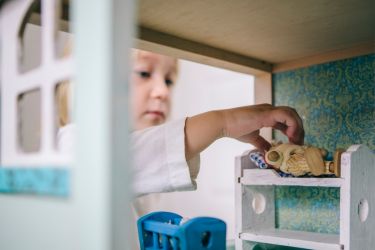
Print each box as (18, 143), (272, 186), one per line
(273, 41), (375, 73)
(27, 15), (271, 76)
(136, 26), (272, 76)
(254, 73), (272, 105)
(242, 168), (281, 179)
(27, 17), (270, 76)
(254, 73), (272, 142)
(332, 149), (346, 177)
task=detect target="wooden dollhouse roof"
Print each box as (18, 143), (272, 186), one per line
(29, 0), (375, 74)
(137, 0), (375, 73)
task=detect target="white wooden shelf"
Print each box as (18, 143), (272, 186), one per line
(240, 229), (341, 250)
(235, 145), (375, 250)
(240, 169), (343, 187)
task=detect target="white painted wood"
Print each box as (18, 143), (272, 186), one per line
(235, 152), (275, 250)
(340, 145), (375, 250)
(236, 146), (375, 249)
(240, 229), (341, 250)
(235, 156), (245, 250)
(241, 169), (343, 187)
(1, 0), (73, 167)
(243, 185), (275, 230)
(235, 152), (259, 250)
(73, 0), (135, 249)
(0, 1), (136, 250)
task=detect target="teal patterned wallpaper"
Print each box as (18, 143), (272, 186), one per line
(273, 54), (375, 152)
(272, 54), (375, 234)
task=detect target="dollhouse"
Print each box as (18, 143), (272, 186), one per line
(0, 0), (374, 249)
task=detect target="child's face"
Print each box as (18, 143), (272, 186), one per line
(131, 51), (177, 130)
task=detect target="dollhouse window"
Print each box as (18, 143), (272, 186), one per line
(0, 0), (72, 196)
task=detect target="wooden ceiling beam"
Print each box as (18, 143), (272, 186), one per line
(136, 26), (273, 76)
(273, 42), (375, 73)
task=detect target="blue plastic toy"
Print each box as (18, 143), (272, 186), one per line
(137, 211), (226, 250)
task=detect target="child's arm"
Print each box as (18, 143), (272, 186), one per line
(184, 104), (304, 161)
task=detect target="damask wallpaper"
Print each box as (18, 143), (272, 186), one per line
(272, 54), (375, 234)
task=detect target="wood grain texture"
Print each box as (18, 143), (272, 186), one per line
(137, 26), (272, 75)
(139, 0), (375, 64)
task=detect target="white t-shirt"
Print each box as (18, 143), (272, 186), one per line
(57, 118), (200, 197)
(58, 118), (200, 248)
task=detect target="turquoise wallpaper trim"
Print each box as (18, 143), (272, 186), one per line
(0, 168), (70, 197)
(272, 54), (375, 234)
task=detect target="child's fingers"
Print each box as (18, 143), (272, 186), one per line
(223, 104), (304, 146)
(270, 107), (304, 145)
(272, 122), (288, 133)
(239, 131), (271, 152)
(250, 135), (272, 152)
(272, 121), (304, 145)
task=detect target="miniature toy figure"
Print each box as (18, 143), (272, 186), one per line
(265, 143), (344, 177)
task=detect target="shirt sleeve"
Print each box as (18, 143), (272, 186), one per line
(131, 118), (200, 197)
(57, 123), (76, 154)
(56, 118), (200, 198)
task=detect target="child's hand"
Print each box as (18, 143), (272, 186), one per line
(221, 104), (304, 152)
(185, 104), (304, 160)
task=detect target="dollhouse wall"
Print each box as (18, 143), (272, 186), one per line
(272, 54), (375, 234)
(0, 0), (136, 249)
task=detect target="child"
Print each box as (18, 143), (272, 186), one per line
(57, 49), (304, 248)
(57, 49), (304, 195)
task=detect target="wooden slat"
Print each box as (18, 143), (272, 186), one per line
(136, 26), (272, 76)
(28, 1), (374, 74)
(139, 0), (375, 64)
(241, 169), (343, 187)
(254, 73), (272, 141)
(240, 229), (341, 250)
(27, 14), (272, 75)
(273, 42), (375, 73)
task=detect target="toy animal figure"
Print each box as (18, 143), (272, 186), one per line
(265, 143), (344, 177)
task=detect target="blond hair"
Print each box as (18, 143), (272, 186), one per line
(56, 47), (179, 128)
(55, 81), (71, 127)
(56, 39), (72, 127)
(131, 49), (179, 76)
